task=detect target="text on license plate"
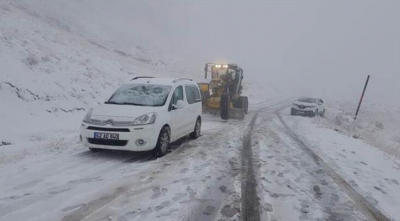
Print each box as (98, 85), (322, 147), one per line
(94, 132), (119, 140)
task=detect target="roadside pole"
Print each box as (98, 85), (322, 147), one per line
(354, 75), (370, 120)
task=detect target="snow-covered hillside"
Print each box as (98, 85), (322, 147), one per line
(320, 101), (400, 159)
(0, 0), (205, 144)
(0, 0), (282, 145)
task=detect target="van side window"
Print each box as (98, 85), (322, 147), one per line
(169, 86), (183, 110)
(185, 85), (201, 104)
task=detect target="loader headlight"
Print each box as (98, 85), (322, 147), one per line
(215, 64), (222, 68)
(222, 64), (228, 68)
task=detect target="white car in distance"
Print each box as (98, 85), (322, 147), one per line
(80, 77), (202, 157)
(291, 97), (325, 117)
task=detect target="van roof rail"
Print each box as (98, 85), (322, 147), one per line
(131, 76), (154, 81)
(173, 78), (193, 83)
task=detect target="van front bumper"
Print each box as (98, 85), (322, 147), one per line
(80, 123), (159, 151)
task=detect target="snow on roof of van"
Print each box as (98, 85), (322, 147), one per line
(130, 77), (193, 85)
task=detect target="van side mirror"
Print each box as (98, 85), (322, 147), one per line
(172, 100), (184, 110)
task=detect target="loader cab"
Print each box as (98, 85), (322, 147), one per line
(206, 64), (243, 94)
(201, 63), (248, 120)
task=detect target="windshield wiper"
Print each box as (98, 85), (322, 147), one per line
(106, 101), (149, 106)
(121, 102), (146, 106)
(105, 101), (120, 104)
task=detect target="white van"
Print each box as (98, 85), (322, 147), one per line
(80, 77), (202, 156)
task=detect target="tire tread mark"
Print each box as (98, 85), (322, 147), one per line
(0, 153), (148, 218)
(241, 113), (261, 221)
(277, 113), (393, 221)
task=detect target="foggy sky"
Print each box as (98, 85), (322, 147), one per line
(16, 0), (400, 105)
(153, 0), (399, 104)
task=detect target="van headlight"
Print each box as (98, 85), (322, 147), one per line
(82, 108), (94, 123)
(133, 112), (157, 125)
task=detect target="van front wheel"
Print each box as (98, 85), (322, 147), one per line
(190, 118), (201, 139)
(153, 127), (170, 157)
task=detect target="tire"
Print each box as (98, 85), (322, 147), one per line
(233, 96), (249, 114)
(153, 127), (170, 157)
(220, 94), (230, 120)
(243, 96), (249, 114)
(291, 108), (296, 116)
(320, 109), (325, 117)
(190, 118), (201, 139)
(89, 148), (101, 152)
(233, 97), (243, 109)
(312, 109), (318, 117)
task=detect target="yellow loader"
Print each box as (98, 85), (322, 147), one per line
(198, 63), (249, 120)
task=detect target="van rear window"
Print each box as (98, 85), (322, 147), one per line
(185, 85), (201, 104)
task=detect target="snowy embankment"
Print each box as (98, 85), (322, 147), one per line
(321, 101), (400, 159)
(0, 1), (197, 157)
(281, 101), (400, 220)
(0, 0), (279, 164)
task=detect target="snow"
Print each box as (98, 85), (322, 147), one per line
(0, 0), (200, 145)
(281, 108), (400, 220)
(320, 101), (400, 159)
(252, 107), (370, 221)
(0, 115), (245, 221)
(1, 0), (399, 220)
(0, 5), (249, 219)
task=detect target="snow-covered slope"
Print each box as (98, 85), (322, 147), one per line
(0, 0), (282, 145)
(0, 1), (203, 144)
(320, 101), (400, 159)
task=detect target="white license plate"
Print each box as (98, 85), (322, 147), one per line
(94, 132), (119, 140)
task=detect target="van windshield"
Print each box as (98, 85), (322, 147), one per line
(107, 84), (172, 106)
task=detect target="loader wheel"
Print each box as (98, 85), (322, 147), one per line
(220, 94), (230, 120)
(243, 96), (249, 114)
(234, 96), (249, 114)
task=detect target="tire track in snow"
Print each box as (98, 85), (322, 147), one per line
(59, 126), (236, 221)
(277, 113), (393, 221)
(241, 100), (291, 221)
(186, 122), (244, 221)
(0, 152), (151, 218)
(241, 113), (261, 221)
(3, 150), (143, 193)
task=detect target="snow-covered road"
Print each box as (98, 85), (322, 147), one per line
(1, 99), (398, 221)
(250, 107), (397, 221)
(0, 109), (252, 221)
